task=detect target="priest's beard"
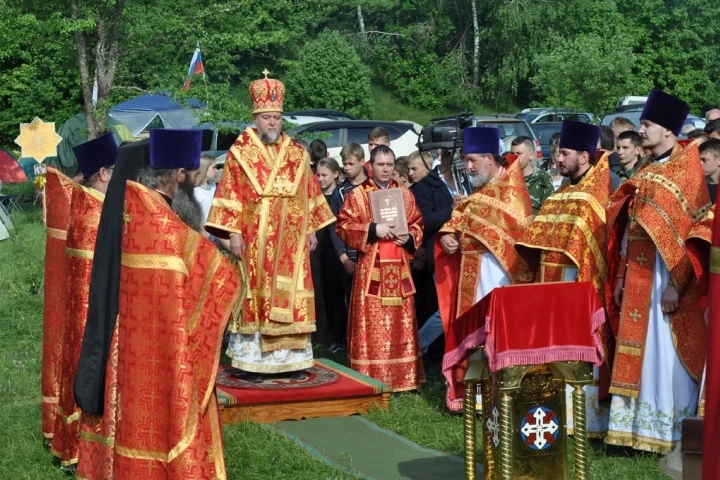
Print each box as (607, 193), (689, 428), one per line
(260, 130), (280, 144)
(471, 169), (491, 189)
(173, 177), (204, 232)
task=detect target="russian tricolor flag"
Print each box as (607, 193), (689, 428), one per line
(182, 47), (205, 91)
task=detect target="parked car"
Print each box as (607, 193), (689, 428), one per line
(429, 115), (544, 160)
(516, 108), (594, 124)
(616, 96), (648, 108)
(530, 122), (563, 158)
(286, 120), (421, 165)
(199, 121), (247, 159)
(600, 107), (706, 132)
(283, 115), (336, 126)
(284, 109), (358, 121)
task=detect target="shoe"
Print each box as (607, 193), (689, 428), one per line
(329, 343), (343, 354)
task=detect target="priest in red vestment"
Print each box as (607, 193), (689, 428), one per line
(515, 120), (616, 437)
(337, 145), (425, 391)
(436, 127), (534, 411)
(51, 133), (117, 468)
(205, 72), (334, 378)
(606, 89), (710, 454)
(91, 129), (242, 479)
(41, 166), (75, 440)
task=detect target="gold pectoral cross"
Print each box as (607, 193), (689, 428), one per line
(274, 175), (293, 194)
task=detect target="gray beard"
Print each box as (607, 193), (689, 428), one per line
(471, 171), (490, 189)
(173, 178), (204, 232)
(260, 131), (280, 144)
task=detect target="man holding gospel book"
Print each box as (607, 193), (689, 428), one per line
(336, 145), (425, 392)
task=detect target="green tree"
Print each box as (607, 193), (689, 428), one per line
(531, 34), (651, 114)
(283, 30), (374, 118)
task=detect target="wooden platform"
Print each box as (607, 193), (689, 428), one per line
(217, 359), (392, 424)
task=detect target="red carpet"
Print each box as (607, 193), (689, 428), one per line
(217, 359), (392, 423)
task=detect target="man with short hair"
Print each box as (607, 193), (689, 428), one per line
(52, 133), (117, 468)
(393, 155), (411, 187)
(406, 150), (431, 186)
(706, 108), (720, 122)
(600, 125), (626, 181)
(435, 127), (533, 411)
(337, 145), (425, 391)
(206, 72), (335, 378)
(704, 118), (720, 140)
(368, 126), (391, 152)
(700, 139), (720, 201)
(610, 116), (636, 137)
(616, 130), (647, 182)
(510, 135), (553, 214)
(606, 89), (711, 453)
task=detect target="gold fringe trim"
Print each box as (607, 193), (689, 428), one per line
(605, 431), (675, 454)
(617, 345), (642, 356)
(351, 355), (420, 366)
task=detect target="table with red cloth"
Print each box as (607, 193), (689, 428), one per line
(442, 282), (606, 397)
(442, 282), (606, 480)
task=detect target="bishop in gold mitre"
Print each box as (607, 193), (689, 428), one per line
(205, 70), (335, 379)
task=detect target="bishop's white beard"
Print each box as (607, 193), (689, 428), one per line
(260, 130), (280, 144)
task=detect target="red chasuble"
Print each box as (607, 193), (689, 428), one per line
(703, 207), (720, 479)
(337, 179), (425, 392)
(435, 156), (534, 410)
(51, 185), (104, 466)
(106, 181), (241, 479)
(606, 141), (710, 398)
(205, 127), (334, 355)
(42, 166), (74, 439)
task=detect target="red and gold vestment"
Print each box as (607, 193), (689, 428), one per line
(51, 184), (104, 466)
(100, 181), (241, 479)
(515, 152), (614, 301)
(435, 158), (534, 410)
(42, 166), (74, 439)
(606, 141), (710, 398)
(205, 128), (334, 366)
(337, 179), (425, 391)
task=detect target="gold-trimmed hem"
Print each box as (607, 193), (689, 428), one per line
(47, 227), (68, 240)
(605, 430), (675, 454)
(79, 430), (116, 447)
(66, 247), (94, 260)
(121, 253), (188, 275)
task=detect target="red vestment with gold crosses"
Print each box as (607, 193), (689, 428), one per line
(337, 179), (425, 392)
(42, 166), (75, 439)
(205, 128), (334, 373)
(605, 140), (710, 453)
(51, 184), (104, 466)
(435, 156), (534, 410)
(102, 181), (241, 479)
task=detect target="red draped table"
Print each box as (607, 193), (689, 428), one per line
(442, 282), (606, 480)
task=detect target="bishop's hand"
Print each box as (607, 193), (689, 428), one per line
(375, 223), (394, 240)
(307, 233), (318, 252)
(393, 233), (409, 246)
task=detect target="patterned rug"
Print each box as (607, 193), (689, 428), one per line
(216, 365), (340, 390)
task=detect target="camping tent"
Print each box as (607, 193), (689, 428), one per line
(0, 149), (28, 183)
(44, 113), (135, 177)
(108, 93), (205, 136)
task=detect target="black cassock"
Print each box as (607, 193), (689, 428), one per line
(74, 139), (149, 414)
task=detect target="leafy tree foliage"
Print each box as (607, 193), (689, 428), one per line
(284, 31), (373, 118)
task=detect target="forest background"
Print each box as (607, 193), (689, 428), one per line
(1, 0), (719, 146)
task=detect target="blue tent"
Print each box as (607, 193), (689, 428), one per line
(109, 94), (206, 136)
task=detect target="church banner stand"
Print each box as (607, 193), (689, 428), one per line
(216, 358), (392, 424)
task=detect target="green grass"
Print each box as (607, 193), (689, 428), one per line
(0, 181), (669, 479)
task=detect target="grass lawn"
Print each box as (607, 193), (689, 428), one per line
(0, 181), (668, 479)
